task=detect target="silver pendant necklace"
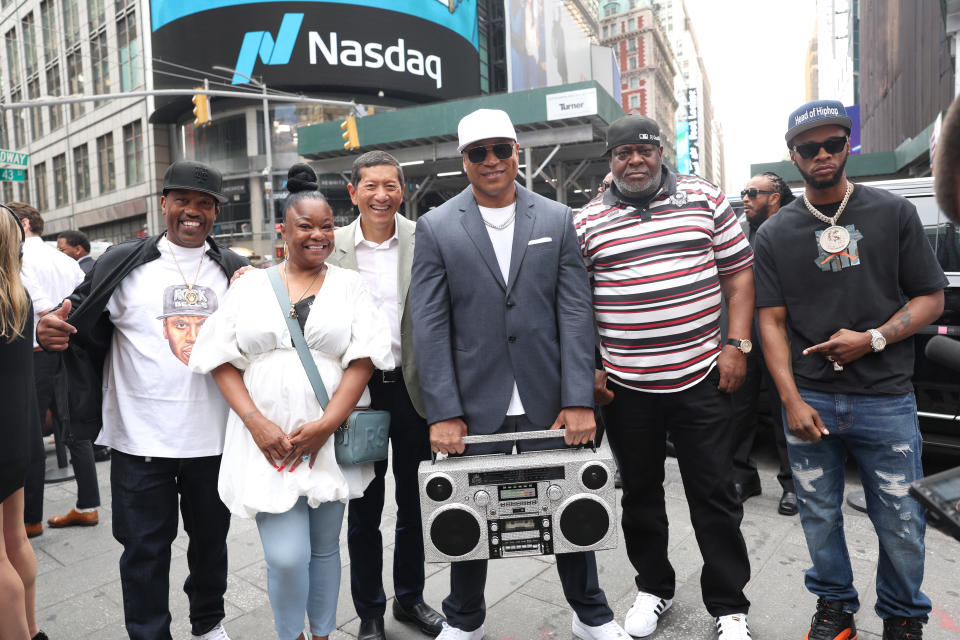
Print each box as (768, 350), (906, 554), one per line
(166, 237), (205, 305)
(804, 181), (854, 253)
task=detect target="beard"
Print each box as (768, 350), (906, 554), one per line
(612, 170), (660, 200)
(798, 153), (849, 190)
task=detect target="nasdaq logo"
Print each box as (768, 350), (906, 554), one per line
(231, 13), (304, 84)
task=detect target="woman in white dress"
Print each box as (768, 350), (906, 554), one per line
(190, 164), (393, 640)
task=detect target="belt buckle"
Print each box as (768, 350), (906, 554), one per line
(381, 368), (401, 383)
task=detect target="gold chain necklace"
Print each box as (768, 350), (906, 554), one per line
(283, 262), (325, 319)
(803, 181), (854, 254)
(166, 236), (205, 305)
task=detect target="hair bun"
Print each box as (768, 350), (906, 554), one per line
(286, 163), (319, 194)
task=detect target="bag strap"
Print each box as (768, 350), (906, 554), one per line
(266, 265), (331, 409)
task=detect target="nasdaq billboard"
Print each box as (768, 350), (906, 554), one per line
(150, 0), (479, 121)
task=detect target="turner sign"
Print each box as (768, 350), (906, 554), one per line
(149, 0), (479, 115)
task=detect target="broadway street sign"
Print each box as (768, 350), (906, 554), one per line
(0, 167), (26, 182)
(0, 149), (29, 167)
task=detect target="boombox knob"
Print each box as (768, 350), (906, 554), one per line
(547, 484), (563, 501)
(474, 490), (490, 507)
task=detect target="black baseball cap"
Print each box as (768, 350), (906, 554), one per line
(605, 115), (662, 155)
(162, 160), (227, 204)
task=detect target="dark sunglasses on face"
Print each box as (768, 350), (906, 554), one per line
(465, 142), (514, 164)
(740, 188), (775, 199)
(792, 136), (848, 160)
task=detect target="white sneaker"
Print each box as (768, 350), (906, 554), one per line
(715, 614), (751, 639)
(624, 591), (672, 637)
(193, 623), (231, 640)
(435, 621), (484, 639)
(572, 614), (630, 639)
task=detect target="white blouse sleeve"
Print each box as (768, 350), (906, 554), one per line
(340, 270), (396, 371)
(188, 270), (256, 374)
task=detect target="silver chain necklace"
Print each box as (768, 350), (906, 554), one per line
(480, 204), (517, 230)
(803, 181), (854, 253)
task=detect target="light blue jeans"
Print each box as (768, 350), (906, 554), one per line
(785, 389), (931, 621)
(256, 497), (346, 639)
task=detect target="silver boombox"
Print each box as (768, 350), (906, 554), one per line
(419, 429), (618, 563)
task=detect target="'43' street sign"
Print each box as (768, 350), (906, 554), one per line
(0, 167), (25, 182)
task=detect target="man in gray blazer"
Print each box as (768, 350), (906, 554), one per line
(410, 109), (627, 640)
(329, 151), (444, 640)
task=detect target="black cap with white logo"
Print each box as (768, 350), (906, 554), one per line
(604, 115), (662, 155)
(162, 160), (227, 203)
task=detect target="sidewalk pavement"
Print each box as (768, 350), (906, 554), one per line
(33, 444), (960, 640)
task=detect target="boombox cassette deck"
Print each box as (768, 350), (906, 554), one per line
(419, 430), (619, 563)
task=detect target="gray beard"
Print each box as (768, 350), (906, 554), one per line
(612, 173), (659, 200)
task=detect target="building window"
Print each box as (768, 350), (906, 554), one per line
(628, 56), (637, 70)
(74, 144), (90, 200)
(2, 183), (12, 204)
(5, 28), (21, 87)
(123, 120), (144, 186)
(52, 153), (68, 207)
(22, 13), (38, 78)
(629, 94), (639, 108)
(46, 62), (63, 131)
(628, 38), (637, 51)
(33, 162), (48, 211)
(604, 3), (617, 17)
(116, 8), (141, 91)
(97, 133), (116, 193)
(630, 76), (639, 89)
(62, 0), (80, 47)
(90, 30), (110, 101)
(628, 18), (635, 31)
(27, 76), (43, 140)
(66, 49), (85, 119)
(88, 0), (106, 30)
(40, 0), (58, 62)
(10, 89), (26, 147)
(602, 25), (608, 38)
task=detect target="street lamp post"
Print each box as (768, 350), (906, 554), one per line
(211, 66), (276, 245)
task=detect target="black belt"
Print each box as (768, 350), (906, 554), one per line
(378, 368), (403, 383)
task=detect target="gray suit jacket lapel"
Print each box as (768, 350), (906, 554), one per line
(459, 192), (507, 290)
(397, 215), (414, 321)
(331, 217), (360, 271)
(506, 185), (536, 294)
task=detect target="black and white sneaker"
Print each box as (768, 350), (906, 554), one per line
(624, 591), (672, 637)
(716, 614), (751, 639)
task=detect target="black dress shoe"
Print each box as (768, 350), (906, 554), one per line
(392, 600), (445, 636)
(734, 478), (762, 503)
(778, 491), (799, 516)
(358, 617), (386, 640)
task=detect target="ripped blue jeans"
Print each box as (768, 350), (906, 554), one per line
(785, 389), (931, 621)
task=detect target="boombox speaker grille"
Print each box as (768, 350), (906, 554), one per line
(431, 509), (482, 557)
(559, 496), (610, 547)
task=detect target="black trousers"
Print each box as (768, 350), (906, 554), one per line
(443, 415), (614, 632)
(111, 451), (230, 640)
(603, 368), (751, 616)
(729, 338), (793, 492)
(24, 351), (100, 523)
(347, 372), (432, 620)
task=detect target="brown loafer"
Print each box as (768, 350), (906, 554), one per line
(25, 522), (42, 538)
(47, 508), (99, 528)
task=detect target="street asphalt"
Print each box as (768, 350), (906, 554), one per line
(31, 439), (960, 639)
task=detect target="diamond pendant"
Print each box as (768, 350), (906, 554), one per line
(289, 305), (298, 319)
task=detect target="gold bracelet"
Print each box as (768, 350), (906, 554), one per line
(241, 409), (260, 424)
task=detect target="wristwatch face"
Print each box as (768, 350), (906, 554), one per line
(729, 339), (752, 354)
(870, 330), (886, 352)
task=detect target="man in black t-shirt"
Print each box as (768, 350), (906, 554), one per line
(754, 100), (947, 640)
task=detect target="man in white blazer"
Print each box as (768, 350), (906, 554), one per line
(410, 109), (628, 640)
(329, 151), (444, 640)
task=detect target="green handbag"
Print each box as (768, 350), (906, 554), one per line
(267, 266), (390, 465)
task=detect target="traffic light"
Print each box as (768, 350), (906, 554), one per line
(341, 116), (359, 150)
(192, 89), (211, 127)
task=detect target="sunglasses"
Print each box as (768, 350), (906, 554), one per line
(465, 142), (514, 164)
(792, 136), (848, 160)
(740, 188), (775, 199)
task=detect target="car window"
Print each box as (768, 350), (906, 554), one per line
(910, 194), (960, 274)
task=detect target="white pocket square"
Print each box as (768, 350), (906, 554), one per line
(528, 237), (552, 245)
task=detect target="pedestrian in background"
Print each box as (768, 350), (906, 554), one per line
(0, 204), (47, 640)
(10, 202), (88, 539)
(755, 99), (945, 640)
(57, 230), (95, 274)
(729, 172), (797, 515)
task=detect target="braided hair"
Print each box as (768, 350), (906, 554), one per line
(761, 171), (795, 209)
(282, 163), (327, 221)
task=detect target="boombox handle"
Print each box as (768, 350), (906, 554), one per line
(431, 428), (597, 464)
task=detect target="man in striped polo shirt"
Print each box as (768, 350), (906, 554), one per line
(575, 115), (755, 640)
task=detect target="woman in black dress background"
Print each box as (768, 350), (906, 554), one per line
(0, 204), (44, 640)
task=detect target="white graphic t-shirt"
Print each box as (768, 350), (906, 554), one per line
(97, 238), (230, 458)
